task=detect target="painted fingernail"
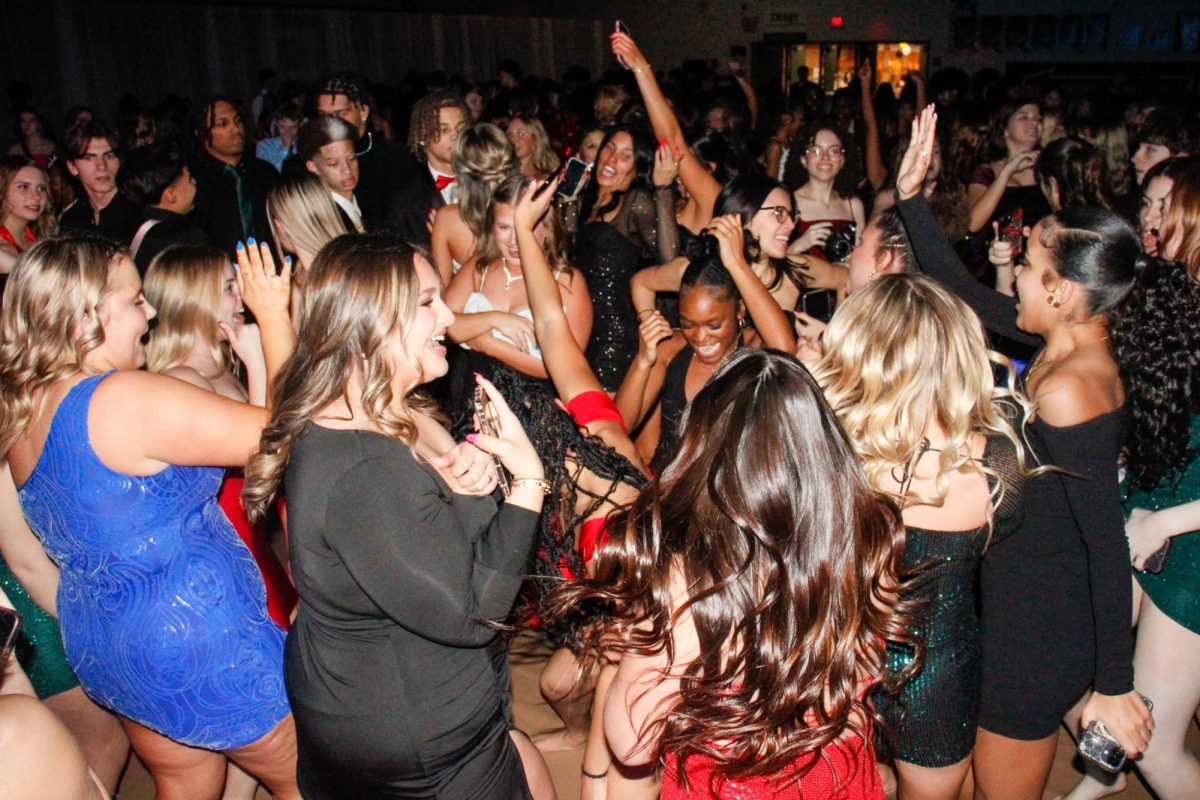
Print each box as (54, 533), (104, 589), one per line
(284, 255), (293, 264)
(236, 241), (245, 251)
(466, 433), (479, 443)
(247, 237), (256, 245)
(473, 371), (482, 378)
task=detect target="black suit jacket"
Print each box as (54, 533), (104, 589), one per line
(382, 155), (443, 252)
(190, 152), (278, 255)
(355, 133), (411, 227)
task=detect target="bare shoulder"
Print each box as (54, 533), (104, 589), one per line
(162, 366), (215, 392)
(1034, 364), (1121, 427)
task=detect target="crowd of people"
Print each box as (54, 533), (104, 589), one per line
(0, 24), (1198, 800)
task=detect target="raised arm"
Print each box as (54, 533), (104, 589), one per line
(514, 180), (647, 472)
(234, 239), (294, 390)
(859, 62), (888, 191)
(710, 215), (796, 352)
(729, 61), (758, 130)
(895, 108), (1039, 347)
(631, 257), (688, 319)
(612, 32), (720, 232)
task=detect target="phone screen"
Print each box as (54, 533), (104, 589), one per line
(556, 158), (590, 199)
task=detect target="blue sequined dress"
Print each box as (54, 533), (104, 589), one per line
(16, 372), (289, 749)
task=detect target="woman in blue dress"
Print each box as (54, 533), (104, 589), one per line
(0, 234), (299, 799)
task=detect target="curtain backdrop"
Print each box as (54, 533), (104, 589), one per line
(1, 0), (609, 124)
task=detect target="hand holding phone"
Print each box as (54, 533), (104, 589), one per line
(614, 21), (632, 69)
(473, 385), (510, 497)
(555, 157), (592, 200)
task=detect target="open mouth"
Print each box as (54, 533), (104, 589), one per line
(427, 333), (447, 355)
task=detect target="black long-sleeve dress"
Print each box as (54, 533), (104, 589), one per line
(898, 194), (1135, 740)
(283, 425), (538, 798)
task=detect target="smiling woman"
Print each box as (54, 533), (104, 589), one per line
(240, 232), (547, 799)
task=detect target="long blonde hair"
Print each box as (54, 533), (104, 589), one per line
(811, 274), (1032, 516)
(242, 233), (440, 521)
(266, 171), (348, 266)
(143, 245), (232, 379)
(0, 234), (122, 456)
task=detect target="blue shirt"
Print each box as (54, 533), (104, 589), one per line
(256, 137), (295, 172)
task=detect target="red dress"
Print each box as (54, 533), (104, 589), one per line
(218, 474), (297, 629)
(0, 226), (35, 248)
(661, 733), (884, 800)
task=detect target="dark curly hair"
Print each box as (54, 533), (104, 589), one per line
(1113, 258), (1200, 492)
(485, 366), (647, 585)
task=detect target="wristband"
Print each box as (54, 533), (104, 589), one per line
(510, 476), (551, 495)
(581, 766), (608, 780)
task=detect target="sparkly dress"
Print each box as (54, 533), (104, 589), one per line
(1128, 415), (1200, 634)
(17, 372), (290, 749)
(0, 556), (79, 699)
(877, 436), (1027, 767)
(576, 187), (679, 390)
(661, 733), (883, 799)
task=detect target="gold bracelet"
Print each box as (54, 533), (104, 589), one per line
(510, 476), (551, 495)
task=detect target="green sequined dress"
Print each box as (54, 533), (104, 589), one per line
(0, 555), (80, 699)
(1127, 415), (1200, 635)
(878, 436), (1027, 767)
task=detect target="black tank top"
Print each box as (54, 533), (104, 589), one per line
(650, 344), (693, 474)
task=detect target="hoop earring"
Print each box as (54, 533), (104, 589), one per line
(1046, 294), (1061, 308)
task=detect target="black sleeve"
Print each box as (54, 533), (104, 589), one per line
(1037, 420), (1135, 696)
(897, 194), (1041, 348)
(325, 457), (538, 646)
(652, 187), (681, 262)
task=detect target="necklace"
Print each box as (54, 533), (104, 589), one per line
(1026, 334), (1110, 376)
(355, 131), (374, 157)
(500, 258), (524, 290)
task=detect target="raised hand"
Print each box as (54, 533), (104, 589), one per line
(234, 239), (292, 325)
(514, 175), (559, 232)
(610, 31), (650, 74)
(635, 310), (673, 368)
(466, 374), (543, 482)
(896, 104), (938, 200)
(708, 214), (750, 272)
(652, 141), (681, 188)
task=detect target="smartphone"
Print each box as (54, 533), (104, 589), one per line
(799, 289), (834, 323)
(615, 21), (632, 69)
(1078, 694), (1153, 773)
(472, 385), (510, 497)
(556, 157), (591, 200)
(0, 607), (21, 664)
(997, 207), (1024, 259)
(531, 161), (566, 201)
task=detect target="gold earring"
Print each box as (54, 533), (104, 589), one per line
(1046, 294), (1061, 308)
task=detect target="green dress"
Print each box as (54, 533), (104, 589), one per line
(0, 555), (80, 698)
(1127, 415), (1200, 634)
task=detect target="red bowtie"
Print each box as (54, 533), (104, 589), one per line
(435, 175), (456, 191)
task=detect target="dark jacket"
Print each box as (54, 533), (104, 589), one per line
(355, 132), (413, 227)
(383, 154), (443, 252)
(131, 208), (214, 276)
(58, 192), (141, 244)
(190, 151), (278, 255)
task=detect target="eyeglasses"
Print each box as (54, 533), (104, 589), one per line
(758, 205), (797, 223)
(805, 145), (844, 159)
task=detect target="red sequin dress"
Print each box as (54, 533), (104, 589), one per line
(661, 733), (884, 800)
(217, 474), (297, 630)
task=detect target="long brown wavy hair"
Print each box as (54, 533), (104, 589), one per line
(241, 233), (441, 521)
(542, 348), (920, 785)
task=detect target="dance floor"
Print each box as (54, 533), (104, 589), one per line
(121, 631), (1194, 799)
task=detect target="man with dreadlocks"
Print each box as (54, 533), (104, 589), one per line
(385, 90), (468, 249)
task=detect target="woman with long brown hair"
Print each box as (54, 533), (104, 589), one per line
(545, 347), (917, 799)
(241, 233), (546, 798)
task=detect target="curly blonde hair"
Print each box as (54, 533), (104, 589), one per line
(451, 122), (516, 243)
(143, 245), (232, 380)
(810, 274), (1032, 522)
(0, 234), (122, 457)
(241, 233), (441, 521)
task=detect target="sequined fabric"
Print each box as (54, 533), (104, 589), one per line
(1129, 415), (1200, 635)
(660, 734), (884, 799)
(576, 220), (642, 390)
(877, 436), (1026, 767)
(17, 372), (289, 749)
(0, 555), (79, 698)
